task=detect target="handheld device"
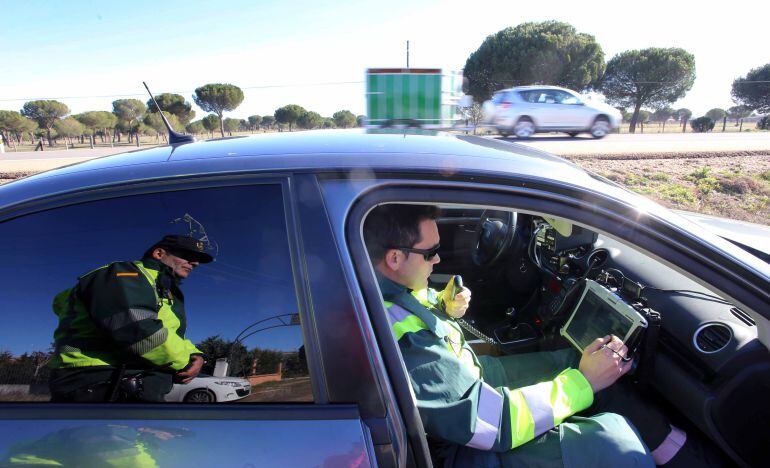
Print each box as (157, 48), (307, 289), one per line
(560, 279), (648, 354)
(448, 275), (463, 299)
(441, 276), (499, 346)
(440, 275), (463, 313)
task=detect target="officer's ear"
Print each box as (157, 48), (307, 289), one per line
(382, 248), (404, 272)
(151, 247), (167, 261)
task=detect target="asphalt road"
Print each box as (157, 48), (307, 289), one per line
(0, 146), (148, 172)
(2, 132), (770, 173)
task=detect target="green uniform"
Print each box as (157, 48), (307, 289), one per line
(48, 258), (202, 402)
(378, 274), (653, 467)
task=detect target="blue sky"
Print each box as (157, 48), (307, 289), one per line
(1, 0), (768, 119)
(0, 183), (305, 356)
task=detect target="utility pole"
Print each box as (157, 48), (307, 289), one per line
(406, 40), (410, 68)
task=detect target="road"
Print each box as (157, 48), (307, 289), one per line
(2, 132), (770, 174)
(0, 146), (147, 173)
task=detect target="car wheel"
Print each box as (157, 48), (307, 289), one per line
(513, 118), (535, 139)
(184, 389), (214, 403)
(590, 117), (610, 139)
(567, 132), (580, 137)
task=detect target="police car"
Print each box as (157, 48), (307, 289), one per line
(0, 130), (767, 467)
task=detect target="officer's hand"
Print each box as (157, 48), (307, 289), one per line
(578, 335), (632, 393)
(443, 286), (471, 319)
(176, 355), (204, 384)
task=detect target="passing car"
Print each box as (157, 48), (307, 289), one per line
(1, 130), (768, 467)
(164, 374), (251, 403)
(482, 85), (622, 138)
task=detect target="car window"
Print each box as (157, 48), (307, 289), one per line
(517, 90), (541, 103)
(556, 91), (582, 105)
(0, 184), (313, 404)
(541, 90), (560, 104)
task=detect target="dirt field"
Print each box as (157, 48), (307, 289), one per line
(567, 151), (770, 225)
(240, 377), (313, 403)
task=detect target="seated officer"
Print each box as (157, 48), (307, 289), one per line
(48, 235), (213, 403)
(364, 204), (655, 467)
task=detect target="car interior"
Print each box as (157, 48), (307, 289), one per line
(377, 204), (769, 467)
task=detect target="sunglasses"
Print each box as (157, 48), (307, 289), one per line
(167, 249), (199, 262)
(392, 243), (441, 261)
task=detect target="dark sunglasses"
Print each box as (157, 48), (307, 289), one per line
(392, 244), (441, 261)
(167, 249), (199, 262)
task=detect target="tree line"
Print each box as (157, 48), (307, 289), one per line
(194, 335), (306, 379)
(463, 21), (770, 133)
(0, 82), (365, 149)
(0, 333), (307, 388)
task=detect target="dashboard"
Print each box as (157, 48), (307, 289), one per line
(436, 210), (769, 466)
(528, 219), (768, 467)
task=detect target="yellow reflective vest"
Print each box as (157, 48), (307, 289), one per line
(50, 258), (201, 372)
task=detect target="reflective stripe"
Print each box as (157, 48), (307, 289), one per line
(98, 307), (157, 331)
(520, 385), (555, 437)
(466, 382), (503, 450)
(387, 304), (429, 340)
(386, 304), (412, 327)
(134, 261), (160, 305)
(651, 424), (687, 465)
(129, 328), (168, 355)
(8, 454), (63, 465)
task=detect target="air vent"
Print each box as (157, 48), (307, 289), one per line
(693, 323), (732, 354)
(730, 307), (755, 326)
(586, 248), (609, 269)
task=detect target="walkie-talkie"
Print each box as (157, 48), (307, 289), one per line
(440, 275), (464, 312)
(448, 274), (463, 300)
(443, 275), (499, 346)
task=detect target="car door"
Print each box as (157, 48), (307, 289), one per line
(0, 175), (383, 467)
(547, 90), (587, 128)
(516, 89), (549, 127)
(323, 169), (770, 468)
(533, 89), (568, 128)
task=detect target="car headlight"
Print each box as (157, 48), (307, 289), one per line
(214, 381), (240, 387)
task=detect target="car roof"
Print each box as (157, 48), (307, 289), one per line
(1, 130), (767, 280)
(1, 130), (598, 204)
(496, 85), (572, 93)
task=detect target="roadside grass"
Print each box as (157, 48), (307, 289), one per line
(615, 120), (770, 134)
(600, 162), (770, 224)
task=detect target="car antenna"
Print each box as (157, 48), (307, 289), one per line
(142, 81), (195, 145)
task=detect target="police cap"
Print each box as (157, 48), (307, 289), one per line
(148, 235), (214, 263)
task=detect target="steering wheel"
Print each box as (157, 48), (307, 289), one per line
(472, 210), (518, 267)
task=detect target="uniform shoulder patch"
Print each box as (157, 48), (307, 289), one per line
(116, 272), (139, 277)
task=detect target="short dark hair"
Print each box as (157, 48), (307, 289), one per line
(363, 204), (440, 263)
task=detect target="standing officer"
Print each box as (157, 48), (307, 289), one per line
(364, 204), (654, 467)
(48, 235), (213, 402)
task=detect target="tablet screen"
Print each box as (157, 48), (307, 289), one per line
(564, 287), (634, 350)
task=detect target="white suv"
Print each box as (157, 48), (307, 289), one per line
(482, 86), (622, 139)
